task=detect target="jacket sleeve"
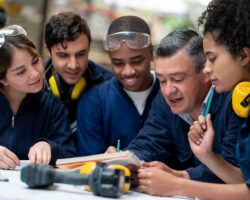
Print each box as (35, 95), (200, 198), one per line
(187, 98), (243, 183)
(76, 87), (107, 156)
(127, 92), (177, 164)
(44, 97), (77, 165)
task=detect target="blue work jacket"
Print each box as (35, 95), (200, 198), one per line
(0, 91), (77, 165)
(127, 91), (243, 183)
(76, 77), (160, 156)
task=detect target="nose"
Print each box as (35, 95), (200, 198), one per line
(203, 61), (212, 76)
(30, 66), (40, 80)
(121, 63), (135, 77)
(67, 56), (78, 70)
(162, 82), (177, 97)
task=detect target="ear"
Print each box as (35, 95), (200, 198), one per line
(0, 78), (8, 86)
(45, 45), (52, 57)
(149, 44), (154, 62)
(240, 47), (250, 66)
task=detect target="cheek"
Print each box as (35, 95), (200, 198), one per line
(78, 59), (88, 70)
(112, 67), (123, 76)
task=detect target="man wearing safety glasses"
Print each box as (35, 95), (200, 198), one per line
(76, 16), (160, 156)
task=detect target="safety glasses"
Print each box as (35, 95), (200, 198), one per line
(103, 31), (151, 52)
(0, 25), (27, 48)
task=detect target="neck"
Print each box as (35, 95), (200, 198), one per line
(3, 87), (27, 115)
(143, 73), (154, 91)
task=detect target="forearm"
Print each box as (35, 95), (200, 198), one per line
(176, 179), (250, 200)
(197, 151), (244, 183)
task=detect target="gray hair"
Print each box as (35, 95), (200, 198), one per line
(154, 30), (205, 73)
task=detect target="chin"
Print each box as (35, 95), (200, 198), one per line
(170, 107), (185, 115)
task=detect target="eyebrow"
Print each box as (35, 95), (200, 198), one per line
(130, 55), (144, 60)
(111, 55), (144, 61)
(11, 65), (25, 72)
(205, 51), (214, 56)
(156, 72), (186, 77)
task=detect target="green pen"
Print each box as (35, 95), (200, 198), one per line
(116, 140), (120, 152)
(203, 85), (215, 117)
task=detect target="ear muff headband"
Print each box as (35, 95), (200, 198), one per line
(71, 77), (86, 100)
(49, 75), (61, 98)
(232, 81), (250, 118)
(48, 74), (86, 100)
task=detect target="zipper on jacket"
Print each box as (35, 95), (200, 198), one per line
(11, 116), (15, 128)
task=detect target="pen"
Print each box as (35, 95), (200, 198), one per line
(203, 85), (215, 117)
(116, 140), (120, 152)
(0, 173), (9, 182)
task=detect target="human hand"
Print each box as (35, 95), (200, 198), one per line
(138, 168), (181, 196)
(0, 146), (20, 169)
(28, 141), (51, 165)
(140, 160), (170, 171)
(140, 161), (189, 179)
(105, 146), (117, 153)
(188, 114), (215, 161)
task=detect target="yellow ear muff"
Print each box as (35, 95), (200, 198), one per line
(232, 81), (250, 118)
(80, 162), (131, 193)
(71, 77), (86, 100)
(49, 75), (60, 98)
(49, 75), (86, 100)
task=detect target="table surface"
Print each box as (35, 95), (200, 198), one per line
(0, 169), (194, 200)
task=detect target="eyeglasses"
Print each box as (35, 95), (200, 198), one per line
(0, 25), (27, 48)
(103, 31), (151, 52)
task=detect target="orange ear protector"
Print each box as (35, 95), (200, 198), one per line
(49, 74), (86, 100)
(232, 81), (250, 118)
(80, 162), (131, 193)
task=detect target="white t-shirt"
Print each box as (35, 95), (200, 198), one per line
(124, 71), (156, 115)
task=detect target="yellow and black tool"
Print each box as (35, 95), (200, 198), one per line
(80, 161), (131, 193)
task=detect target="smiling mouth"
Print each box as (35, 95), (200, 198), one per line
(123, 77), (138, 85)
(30, 79), (41, 85)
(168, 98), (183, 104)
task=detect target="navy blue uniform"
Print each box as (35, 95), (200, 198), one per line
(76, 77), (160, 155)
(127, 92), (243, 183)
(0, 91), (77, 165)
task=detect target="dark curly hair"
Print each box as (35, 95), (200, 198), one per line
(198, 0), (250, 56)
(45, 12), (91, 51)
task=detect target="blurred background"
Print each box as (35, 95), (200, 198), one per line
(0, 0), (210, 66)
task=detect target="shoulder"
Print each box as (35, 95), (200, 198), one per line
(87, 60), (113, 80)
(35, 91), (66, 109)
(80, 77), (118, 101)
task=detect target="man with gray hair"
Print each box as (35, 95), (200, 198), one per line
(108, 30), (243, 183)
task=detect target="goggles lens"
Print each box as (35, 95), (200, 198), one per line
(0, 25), (27, 48)
(103, 31), (151, 52)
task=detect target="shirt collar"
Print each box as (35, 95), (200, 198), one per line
(178, 86), (213, 125)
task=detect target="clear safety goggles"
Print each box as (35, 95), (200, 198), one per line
(103, 31), (151, 52)
(0, 25), (27, 48)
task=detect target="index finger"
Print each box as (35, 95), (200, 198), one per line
(4, 149), (20, 166)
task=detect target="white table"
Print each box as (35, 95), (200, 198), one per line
(0, 170), (193, 200)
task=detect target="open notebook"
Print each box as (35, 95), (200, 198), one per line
(56, 150), (141, 170)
